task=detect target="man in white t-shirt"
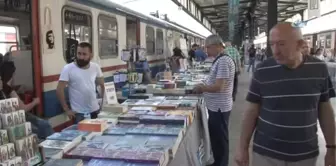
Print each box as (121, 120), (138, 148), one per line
(56, 42), (105, 123)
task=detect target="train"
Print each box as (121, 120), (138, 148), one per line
(254, 11), (336, 57)
(3, 0), (206, 130)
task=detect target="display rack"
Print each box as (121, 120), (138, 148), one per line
(121, 46), (146, 97)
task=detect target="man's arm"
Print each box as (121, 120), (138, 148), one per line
(56, 66), (71, 112)
(319, 76), (336, 148)
(239, 102), (260, 149)
(238, 72), (262, 150)
(56, 81), (70, 111)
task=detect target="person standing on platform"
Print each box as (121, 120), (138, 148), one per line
(302, 40), (311, 56)
(224, 41), (241, 101)
(193, 34), (235, 166)
(235, 22), (336, 166)
(56, 42), (105, 123)
(247, 44), (256, 72)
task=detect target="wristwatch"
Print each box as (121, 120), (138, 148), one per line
(326, 145), (336, 149)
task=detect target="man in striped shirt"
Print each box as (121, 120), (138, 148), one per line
(235, 22), (336, 166)
(193, 34), (235, 166)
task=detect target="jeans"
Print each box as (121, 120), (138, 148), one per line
(74, 111), (99, 124)
(208, 109), (231, 166)
(247, 57), (255, 72)
(25, 113), (54, 139)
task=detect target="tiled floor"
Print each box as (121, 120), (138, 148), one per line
(228, 71), (327, 166)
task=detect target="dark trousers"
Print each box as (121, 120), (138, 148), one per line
(208, 109), (231, 166)
(74, 111), (99, 124)
(233, 72), (238, 101)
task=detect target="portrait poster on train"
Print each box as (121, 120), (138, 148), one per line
(43, 7), (55, 54)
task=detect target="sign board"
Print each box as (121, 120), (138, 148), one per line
(104, 82), (118, 105)
(308, 0), (320, 19)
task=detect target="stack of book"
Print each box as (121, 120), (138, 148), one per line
(65, 134), (171, 166)
(0, 98), (39, 165)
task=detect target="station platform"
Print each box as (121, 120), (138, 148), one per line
(228, 71), (326, 165)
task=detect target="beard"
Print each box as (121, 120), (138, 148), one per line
(76, 59), (90, 68)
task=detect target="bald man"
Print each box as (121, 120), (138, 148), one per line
(235, 22), (336, 166)
(302, 40), (311, 56)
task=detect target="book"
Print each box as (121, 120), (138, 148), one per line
(139, 115), (186, 125)
(39, 140), (74, 153)
(47, 131), (82, 144)
(24, 122), (32, 136)
(61, 124), (78, 131)
(6, 143), (15, 159)
(91, 135), (121, 144)
(87, 159), (124, 166)
(76, 141), (108, 150)
(43, 148), (63, 159)
(14, 156), (22, 165)
(18, 110), (26, 124)
(78, 119), (109, 132)
(121, 99), (142, 106)
(43, 159), (83, 166)
(0, 145), (8, 162)
(102, 104), (127, 114)
(0, 130), (9, 145)
(14, 137), (29, 161)
(117, 114), (140, 124)
(103, 124), (135, 135)
(7, 124), (26, 142)
(1, 113), (14, 128)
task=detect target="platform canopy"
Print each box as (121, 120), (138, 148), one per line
(172, 0), (308, 40)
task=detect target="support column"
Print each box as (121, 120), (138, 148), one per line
(266, 0), (278, 57)
(248, 14), (253, 42)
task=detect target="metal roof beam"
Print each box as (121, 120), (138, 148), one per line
(200, 0), (250, 9)
(171, 0), (214, 33)
(278, 0), (307, 5)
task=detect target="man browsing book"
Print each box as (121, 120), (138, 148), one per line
(56, 42), (105, 123)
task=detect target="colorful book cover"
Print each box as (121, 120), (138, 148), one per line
(87, 159), (124, 166)
(47, 131), (82, 142)
(76, 141), (108, 149)
(0, 145), (8, 162)
(39, 140), (72, 150)
(61, 124), (78, 131)
(0, 130), (9, 145)
(78, 119), (109, 132)
(6, 143), (15, 159)
(43, 159), (83, 166)
(103, 124), (135, 135)
(91, 135), (121, 144)
(43, 148), (63, 159)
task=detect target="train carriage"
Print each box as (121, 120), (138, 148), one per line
(1, 0), (205, 130)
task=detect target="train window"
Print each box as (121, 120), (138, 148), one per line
(156, 29), (164, 55)
(326, 34), (332, 48)
(146, 26), (155, 55)
(0, 25), (18, 55)
(98, 15), (118, 58)
(62, 8), (92, 63)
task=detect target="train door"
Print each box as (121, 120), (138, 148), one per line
(0, 0), (41, 114)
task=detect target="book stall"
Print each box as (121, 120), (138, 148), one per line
(0, 98), (42, 166)
(37, 50), (214, 166)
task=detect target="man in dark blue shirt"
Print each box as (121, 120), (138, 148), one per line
(235, 22), (336, 166)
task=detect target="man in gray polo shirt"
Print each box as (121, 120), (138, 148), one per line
(235, 22), (336, 166)
(193, 34), (235, 166)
